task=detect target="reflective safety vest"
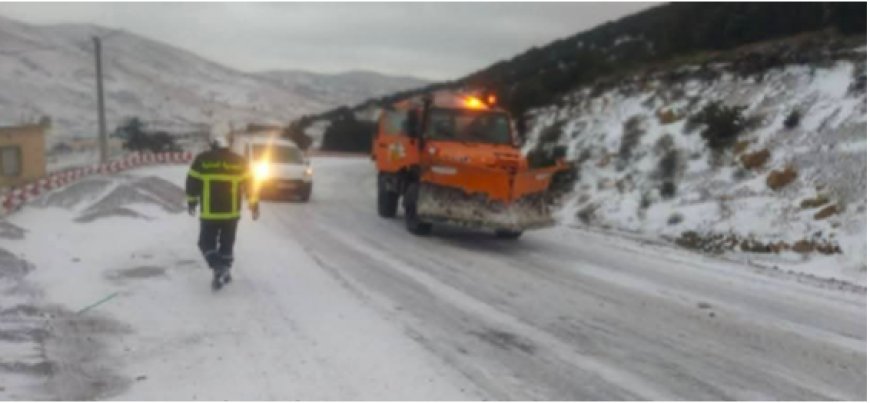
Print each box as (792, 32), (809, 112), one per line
(186, 148), (258, 220)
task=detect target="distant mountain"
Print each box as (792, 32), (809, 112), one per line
(261, 70), (429, 112)
(0, 15), (429, 139)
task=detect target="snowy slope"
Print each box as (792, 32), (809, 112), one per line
(526, 51), (866, 283)
(0, 15), (428, 139)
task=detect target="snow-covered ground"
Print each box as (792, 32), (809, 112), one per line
(0, 157), (864, 399)
(526, 57), (866, 285)
(45, 149), (100, 172)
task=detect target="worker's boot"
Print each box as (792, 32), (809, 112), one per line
(218, 254), (233, 284)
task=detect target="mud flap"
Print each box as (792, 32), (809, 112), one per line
(416, 183), (554, 232)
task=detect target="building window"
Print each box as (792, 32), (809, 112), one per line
(0, 146), (22, 177)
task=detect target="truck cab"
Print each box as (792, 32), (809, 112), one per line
(232, 136), (313, 202)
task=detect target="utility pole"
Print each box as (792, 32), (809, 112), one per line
(93, 36), (108, 164)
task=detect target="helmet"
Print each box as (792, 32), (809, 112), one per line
(210, 122), (231, 149)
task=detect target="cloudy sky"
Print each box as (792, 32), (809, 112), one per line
(0, 2), (656, 80)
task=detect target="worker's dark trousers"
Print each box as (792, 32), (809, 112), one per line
(198, 219), (238, 270)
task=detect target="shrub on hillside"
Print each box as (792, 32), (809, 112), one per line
(617, 115), (646, 170)
(660, 181), (677, 199)
(115, 117), (181, 153)
(320, 108), (376, 152)
(547, 161), (579, 200)
(283, 121), (313, 150)
(654, 135), (681, 199)
(783, 109), (802, 130)
(687, 101), (748, 153)
(539, 120), (566, 144)
(527, 145), (567, 168)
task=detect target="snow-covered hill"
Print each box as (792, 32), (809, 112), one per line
(261, 70), (429, 113)
(526, 43), (866, 283)
(0, 15), (428, 140)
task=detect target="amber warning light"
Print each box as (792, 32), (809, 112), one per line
(463, 97), (486, 110)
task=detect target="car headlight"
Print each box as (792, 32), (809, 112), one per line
(304, 166), (313, 177)
(254, 162), (270, 180)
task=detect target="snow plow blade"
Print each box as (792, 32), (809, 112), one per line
(416, 163), (564, 232)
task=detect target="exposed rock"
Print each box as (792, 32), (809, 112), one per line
(792, 240), (815, 253)
(576, 204), (598, 224)
(766, 166), (797, 190)
(657, 107), (681, 125)
(816, 242), (842, 255)
(813, 204), (839, 220)
(740, 148), (770, 170)
(769, 241), (791, 253)
(799, 195), (830, 209)
(675, 231), (739, 254)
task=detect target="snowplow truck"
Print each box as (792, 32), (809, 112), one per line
(372, 90), (565, 238)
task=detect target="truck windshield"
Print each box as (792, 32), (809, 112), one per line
(425, 109), (513, 145)
(250, 144), (305, 164)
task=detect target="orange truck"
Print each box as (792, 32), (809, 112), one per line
(372, 90), (565, 238)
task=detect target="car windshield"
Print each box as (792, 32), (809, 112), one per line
(250, 144), (305, 164)
(425, 109), (513, 145)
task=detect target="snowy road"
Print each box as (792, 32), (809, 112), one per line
(2, 157), (866, 400)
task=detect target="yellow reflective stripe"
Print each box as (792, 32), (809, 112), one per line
(194, 173), (247, 181)
(193, 165), (251, 218)
(231, 178), (239, 215)
(200, 211), (241, 220)
(203, 179), (211, 215)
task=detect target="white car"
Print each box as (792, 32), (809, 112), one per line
(232, 136), (313, 202)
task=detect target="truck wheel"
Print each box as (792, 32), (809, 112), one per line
(377, 175), (398, 217)
(299, 183), (312, 202)
(495, 230), (523, 240)
(403, 182), (432, 235)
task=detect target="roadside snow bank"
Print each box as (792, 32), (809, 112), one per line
(0, 170), (188, 399)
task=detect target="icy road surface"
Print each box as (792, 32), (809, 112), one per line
(1, 157), (865, 400)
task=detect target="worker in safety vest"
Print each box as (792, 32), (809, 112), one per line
(186, 124), (260, 290)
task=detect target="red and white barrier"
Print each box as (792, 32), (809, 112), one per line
(0, 151), (193, 216)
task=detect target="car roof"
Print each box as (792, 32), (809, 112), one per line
(238, 136), (299, 149)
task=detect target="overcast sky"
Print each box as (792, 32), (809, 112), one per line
(0, 2), (656, 81)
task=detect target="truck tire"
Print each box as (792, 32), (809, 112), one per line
(403, 182), (432, 235)
(377, 175), (398, 217)
(495, 230), (523, 240)
(299, 183), (312, 202)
